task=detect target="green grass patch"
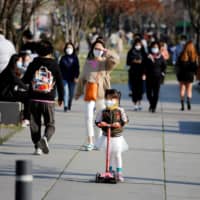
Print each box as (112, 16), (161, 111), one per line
(0, 125), (22, 144)
(165, 65), (176, 81)
(78, 53), (176, 84)
(111, 58), (128, 84)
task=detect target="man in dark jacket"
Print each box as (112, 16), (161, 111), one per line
(23, 40), (64, 155)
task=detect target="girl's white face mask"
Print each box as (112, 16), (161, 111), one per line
(105, 99), (117, 108)
(66, 48), (73, 55)
(93, 49), (104, 58)
(151, 47), (159, 54)
(135, 45), (142, 50)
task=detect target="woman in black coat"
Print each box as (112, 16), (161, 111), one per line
(175, 40), (198, 110)
(145, 41), (167, 113)
(126, 38), (146, 111)
(0, 54), (29, 124)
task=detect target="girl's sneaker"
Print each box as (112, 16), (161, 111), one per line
(21, 119), (30, 128)
(116, 172), (124, 182)
(138, 105), (142, 111)
(85, 144), (94, 151)
(39, 136), (49, 154)
(133, 105), (138, 111)
(33, 148), (42, 155)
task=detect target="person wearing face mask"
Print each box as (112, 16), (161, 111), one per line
(172, 35), (187, 66)
(95, 89), (128, 182)
(145, 41), (167, 113)
(16, 51), (33, 78)
(75, 39), (119, 151)
(59, 42), (80, 112)
(126, 38), (147, 111)
(0, 54), (30, 126)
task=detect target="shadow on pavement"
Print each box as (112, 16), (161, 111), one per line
(179, 121), (200, 135)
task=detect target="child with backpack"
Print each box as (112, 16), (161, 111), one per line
(95, 89), (128, 182)
(23, 40), (64, 155)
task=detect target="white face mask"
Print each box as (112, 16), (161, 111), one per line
(135, 45), (142, 50)
(66, 48), (73, 55)
(105, 100), (116, 108)
(180, 40), (186, 45)
(93, 49), (104, 58)
(151, 47), (159, 54)
(16, 62), (23, 68)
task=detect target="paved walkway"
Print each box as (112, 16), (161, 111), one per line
(0, 81), (200, 200)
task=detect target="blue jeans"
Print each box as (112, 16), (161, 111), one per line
(63, 80), (75, 109)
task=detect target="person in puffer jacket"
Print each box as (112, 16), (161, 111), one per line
(95, 89), (128, 182)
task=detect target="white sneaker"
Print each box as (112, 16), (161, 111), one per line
(39, 137), (49, 154)
(85, 144), (94, 151)
(33, 148), (42, 155)
(116, 172), (124, 182)
(138, 105), (142, 111)
(21, 119), (30, 127)
(133, 105), (138, 111)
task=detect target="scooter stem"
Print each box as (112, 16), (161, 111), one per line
(106, 126), (111, 172)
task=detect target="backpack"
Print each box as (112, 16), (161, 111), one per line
(32, 66), (55, 93)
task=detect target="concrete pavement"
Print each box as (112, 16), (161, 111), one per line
(0, 81), (200, 200)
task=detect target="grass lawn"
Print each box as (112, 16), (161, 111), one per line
(0, 125), (22, 144)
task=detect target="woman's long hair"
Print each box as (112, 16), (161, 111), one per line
(180, 40), (198, 63)
(6, 54), (20, 70)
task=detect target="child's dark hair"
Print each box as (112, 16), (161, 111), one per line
(105, 89), (121, 104)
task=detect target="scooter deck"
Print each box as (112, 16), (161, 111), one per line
(95, 172), (117, 184)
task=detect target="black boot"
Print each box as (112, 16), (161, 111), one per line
(180, 100), (184, 111)
(187, 97), (191, 110)
(64, 106), (68, 112)
(68, 100), (72, 111)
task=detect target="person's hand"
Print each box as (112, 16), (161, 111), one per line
(112, 122), (121, 128)
(142, 74), (146, 80)
(104, 48), (111, 57)
(148, 54), (155, 62)
(133, 59), (142, 64)
(97, 121), (109, 127)
(58, 100), (63, 107)
(74, 78), (79, 83)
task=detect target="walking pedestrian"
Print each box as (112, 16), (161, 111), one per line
(75, 39), (119, 151)
(172, 35), (187, 66)
(23, 40), (64, 155)
(175, 40), (198, 111)
(145, 41), (167, 113)
(95, 89), (128, 182)
(0, 54), (29, 127)
(17, 50), (33, 78)
(59, 42), (80, 112)
(126, 38), (147, 111)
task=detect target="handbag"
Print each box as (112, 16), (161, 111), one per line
(84, 82), (98, 101)
(84, 64), (101, 101)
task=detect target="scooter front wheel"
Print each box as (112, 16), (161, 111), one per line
(95, 172), (101, 183)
